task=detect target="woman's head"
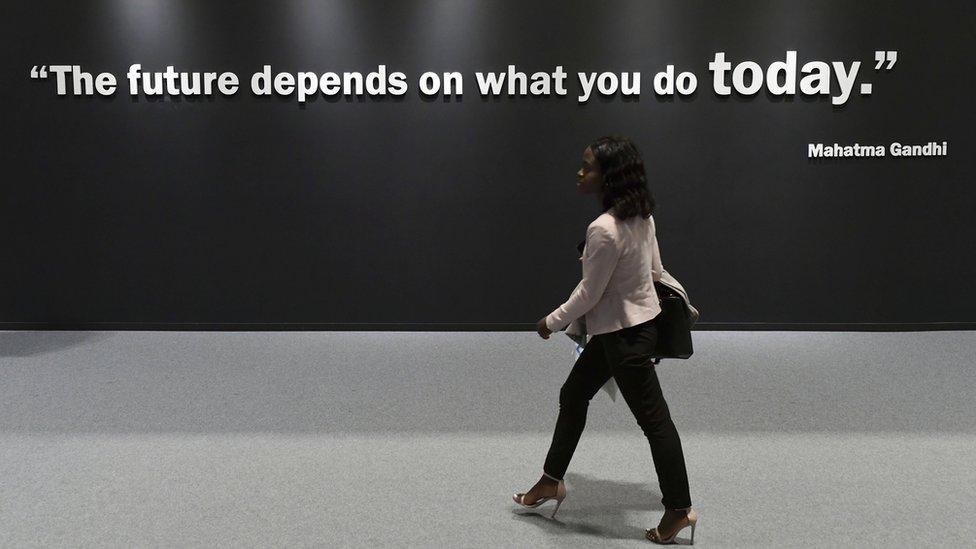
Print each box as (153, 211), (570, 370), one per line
(576, 135), (656, 219)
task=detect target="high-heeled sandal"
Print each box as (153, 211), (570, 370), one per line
(512, 473), (568, 519)
(645, 506), (698, 544)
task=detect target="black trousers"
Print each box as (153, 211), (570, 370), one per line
(542, 316), (692, 510)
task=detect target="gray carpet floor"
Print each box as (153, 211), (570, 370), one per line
(1, 330), (974, 547)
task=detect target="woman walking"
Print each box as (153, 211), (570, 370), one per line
(512, 136), (698, 544)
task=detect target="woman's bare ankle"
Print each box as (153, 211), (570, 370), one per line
(539, 471), (561, 484)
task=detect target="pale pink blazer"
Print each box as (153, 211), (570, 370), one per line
(545, 209), (663, 336)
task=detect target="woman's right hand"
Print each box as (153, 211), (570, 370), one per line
(536, 317), (552, 339)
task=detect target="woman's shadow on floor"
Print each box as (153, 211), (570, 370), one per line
(511, 472), (670, 542)
(0, 331), (107, 357)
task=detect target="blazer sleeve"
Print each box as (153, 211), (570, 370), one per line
(650, 217), (664, 282)
(545, 224), (621, 332)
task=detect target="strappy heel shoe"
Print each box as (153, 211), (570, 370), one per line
(645, 506), (698, 544)
(512, 477), (568, 519)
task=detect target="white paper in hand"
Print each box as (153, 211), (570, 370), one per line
(571, 338), (619, 401)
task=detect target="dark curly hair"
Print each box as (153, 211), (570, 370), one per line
(589, 135), (656, 220)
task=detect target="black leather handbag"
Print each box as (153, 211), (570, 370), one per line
(649, 281), (694, 364)
(577, 238), (693, 365)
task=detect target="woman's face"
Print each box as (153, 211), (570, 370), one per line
(577, 147), (603, 195)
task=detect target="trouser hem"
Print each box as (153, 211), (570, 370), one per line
(664, 501), (693, 510)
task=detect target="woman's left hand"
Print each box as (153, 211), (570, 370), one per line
(536, 317), (552, 339)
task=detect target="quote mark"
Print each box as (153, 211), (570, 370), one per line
(860, 51), (898, 95)
(30, 65), (49, 79)
(874, 51), (897, 70)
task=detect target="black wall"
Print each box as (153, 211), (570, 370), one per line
(2, 1), (973, 330)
